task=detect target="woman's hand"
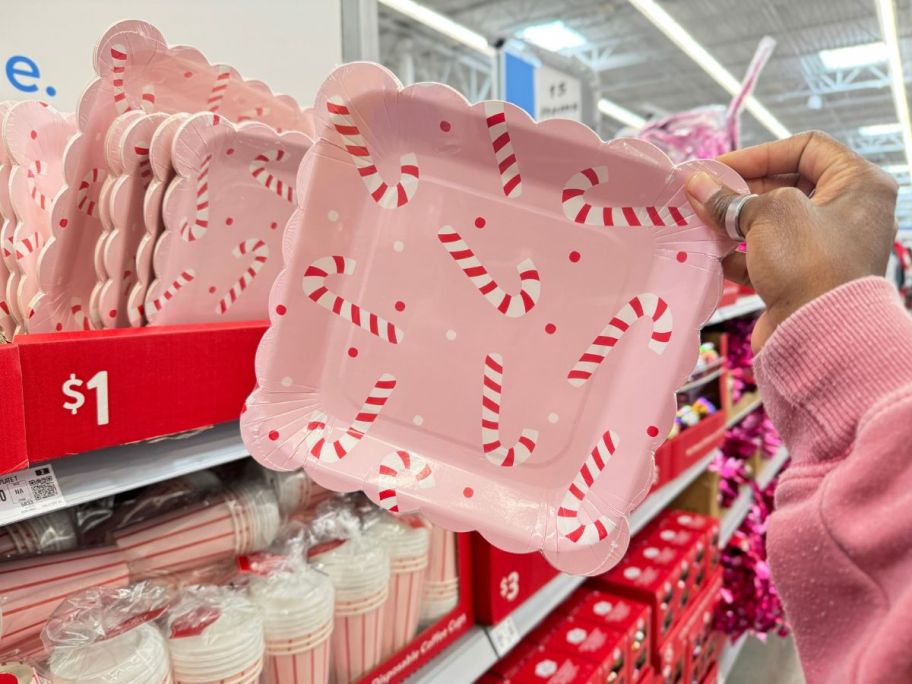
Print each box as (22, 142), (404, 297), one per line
(685, 130), (899, 350)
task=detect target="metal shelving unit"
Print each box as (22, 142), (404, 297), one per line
(719, 634), (749, 682)
(705, 295), (764, 326)
(726, 395), (763, 428)
(718, 446), (789, 548)
(0, 423), (248, 527)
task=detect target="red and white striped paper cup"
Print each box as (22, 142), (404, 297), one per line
(0, 547), (129, 646)
(420, 527), (460, 625)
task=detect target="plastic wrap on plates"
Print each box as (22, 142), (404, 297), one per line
(0, 659), (47, 683)
(166, 585), (265, 684)
(0, 509), (78, 559)
(0, 101), (20, 337)
(112, 477), (279, 580)
(307, 503), (390, 683)
(0, 547), (130, 647)
(31, 19), (313, 332)
(146, 112), (312, 325)
(3, 102), (75, 329)
(365, 513), (430, 657)
(246, 462), (312, 518)
(41, 583), (172, 684)
(241, 62), (746, 576)
(111, 469), (223, 529)
(242, 555), (334, 684)
(632, 38), (776, 162)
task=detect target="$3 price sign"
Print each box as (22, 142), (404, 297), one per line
(61, 370), (110, 426)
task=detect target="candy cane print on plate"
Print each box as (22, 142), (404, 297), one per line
(437, 226), (540, 317)
(377, 451), (435, 513)
(217, 239), (269, 314)
(178, 154), (212, 242)
(148, 269), (196, 315)
(481, 353), (538, 467)
(77, 168), (105, 216)
(562, 166), (690, 227)
(302, 256), (404, 343)
(208, 65), (231, 113)
(568, 293), (672, 387)
(249, 149), (294, 202)
(557, 430), (619, 544)
(303, 374), (396, 462)
(484, 102), (522, 198)
(326, 96), (419, 208)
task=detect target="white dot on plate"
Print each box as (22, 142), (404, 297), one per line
(327, 209), (339, 222)
(547, 412), (559, 424)
(280, 376), (292, 387)
(445, 329), (456, 341)
(393, 240), (404, 252)
(413, 415), (424, 426)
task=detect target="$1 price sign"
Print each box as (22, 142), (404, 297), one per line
(61, 370), (110, 426)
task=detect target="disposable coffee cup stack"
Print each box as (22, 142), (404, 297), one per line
(420, 527), (460, 626)
(48, 623), (171, 684)
(225, 481), (281, 554)
(248, 563), (335, 684)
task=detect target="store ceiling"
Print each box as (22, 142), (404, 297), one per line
(379, 0), (912, 225)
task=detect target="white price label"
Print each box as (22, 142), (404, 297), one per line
(62, 370), (110, 426)
(488, 616), (521, 656)
(0, 464), (65, 525)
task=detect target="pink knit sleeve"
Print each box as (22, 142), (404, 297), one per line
(754, 276), (912, 683)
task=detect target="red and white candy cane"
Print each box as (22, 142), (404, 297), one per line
(208, 66), (231, 113)
(437, 225), (540, 317)
(484, 102), (522, 198)
(562, 166), (690, 227)
(236, 106), (270, 123)
(150, 269), (196, 314)
(76, 168), (105, 216)
(14, 232), (42, 260)
(216, 238), (269, 315)
(557, 430), (619, 544)
(377, 450), (434, 513)
(568, 293), (672, 387)
(326, 96), (419, 209)
(135, 144), (152, 182)
(179, 154), (212, 242)
(481, 353), (538, 467)
(249, 149), (294, 203)
(140, 85), (155, 114)
(111, 44), (154, 114)
(26, 160), (49, 210)
(303, 374), (396, 462)
(70, 298), (91, 331)
(302, 256), (404, 344)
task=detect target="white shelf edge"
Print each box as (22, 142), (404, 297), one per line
(6, 423), (248, 526)
(677, 365), (724, 394)
(705, 295), (764, 327)
(719, 633), (749, 681)
(407, 450), (717, 684)
(756, 446), (789, 490)
(726, 395), (763, 428)
(719, 486), (753, 547)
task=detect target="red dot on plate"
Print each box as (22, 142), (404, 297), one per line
(676, 251), (688, 263)
(268, 430), (279, 441)
(647, 425), (659, 437)
(569, 251), (581, 263)
(225, 217), (234, 226)
(226, 148), (235, 156)
(275, 304), (287, 316)
(270, 221), (278, 230)
(545, 323), (557, 334)
(208, 286), (216, 294)
(463, 487), (474, 498)
(474, 217), (486, 229)
(55, 323), (63, 332)
(347, 347), (359, 358)
(30, 130), (37, 140)
(395, 301), (406, 312)
(440, 120), (451, 132)
(108, 309), (117, 319)
(183, 71), (193, 78)
(59, 218), (68, 228)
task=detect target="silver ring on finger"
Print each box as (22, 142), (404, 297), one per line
(724, 193), (758, 241)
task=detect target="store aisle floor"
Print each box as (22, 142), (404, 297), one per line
(728, 635), (806, 684)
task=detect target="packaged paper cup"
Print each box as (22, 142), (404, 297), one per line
(47, 623), (170, 684)
(0, 660), (48, 683)
(225, 481), (281, 553)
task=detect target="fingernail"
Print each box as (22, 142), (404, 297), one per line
(686, 172), (720, 205)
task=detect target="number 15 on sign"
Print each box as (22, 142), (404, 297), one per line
(61, 371), (110, 426)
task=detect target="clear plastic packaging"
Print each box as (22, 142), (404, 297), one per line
(0, 658), (48, 684)
(0, 510), (78, 560)
(165, 585), (265, 684)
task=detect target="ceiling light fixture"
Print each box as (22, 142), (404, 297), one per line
(598, 98), (646, 129)
(518, 20), (587, 52)
(378, 0), (495, 57)
(819, 42), (888, 70)
(859, 122), (903, 136)
(626, 0), (790, 139)
(875, 0), (912, 170)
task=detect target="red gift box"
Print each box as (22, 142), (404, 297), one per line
(718, 280), (740, 308)
(667, 411), (725, 479)
(700, 661), (718, 684)
(683, 571), (724, 684)
(490, 637), (541, 680)
(512, 645), (604, 684)
(641, 527), (702, 611)
(656, 510), (721, 578)
(543, 618), (628, 683)
(637, 665), (656, 684)
(568, 589), (651, 682)
(656, 617), (690, 684)
(648, 441), (673, 495)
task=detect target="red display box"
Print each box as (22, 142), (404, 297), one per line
(543, 617), (628, 683)
(684, 571), (724, 684)
(649, 441), (673, 495)
(667, 410), (725, 479)
(718, 281), (740, 308)
(0, 322), (266, 473)
(358, 532), (475, 684)
(513, 645), (605, 684)
(657, 616), (690, 684)
(654, 511), (721, 580)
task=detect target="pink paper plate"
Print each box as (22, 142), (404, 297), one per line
(0, 101), (22, 331)
(4, 102), (76, 328)
(32, 19), (313, 332)
(240, 63), (747, 576)
(146, 112), (311, 325)
(97, 112), (168, 327)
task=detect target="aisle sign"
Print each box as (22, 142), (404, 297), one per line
(535, 65), (582, 121)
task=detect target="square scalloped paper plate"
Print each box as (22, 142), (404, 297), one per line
(0, 101), (21, 333)
(4, 102), (76, 331)
(31, 20), (314, 332)
(145, 112), (312, 325)
(241, 62), (747, 576)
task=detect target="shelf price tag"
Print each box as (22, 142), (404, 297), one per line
(0, 464), (65, 525)
(488, 616), (521, 657)
(61, 370), (110, 426)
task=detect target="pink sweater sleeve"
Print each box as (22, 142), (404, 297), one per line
(754, 276), (912, 684)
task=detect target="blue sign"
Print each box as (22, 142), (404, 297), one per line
(5, 55), (56, 96)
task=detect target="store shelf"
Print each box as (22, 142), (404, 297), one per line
(705, 295), (764, 326)
(718, 447), (789, 548)
(677, 364), (724, 393)
(719, 634), (749, 682)
(0, 423), (248, 526)
(407, 450), (717, 684)
(726, 395), (763, 428)
(757, 446), (789, 489)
